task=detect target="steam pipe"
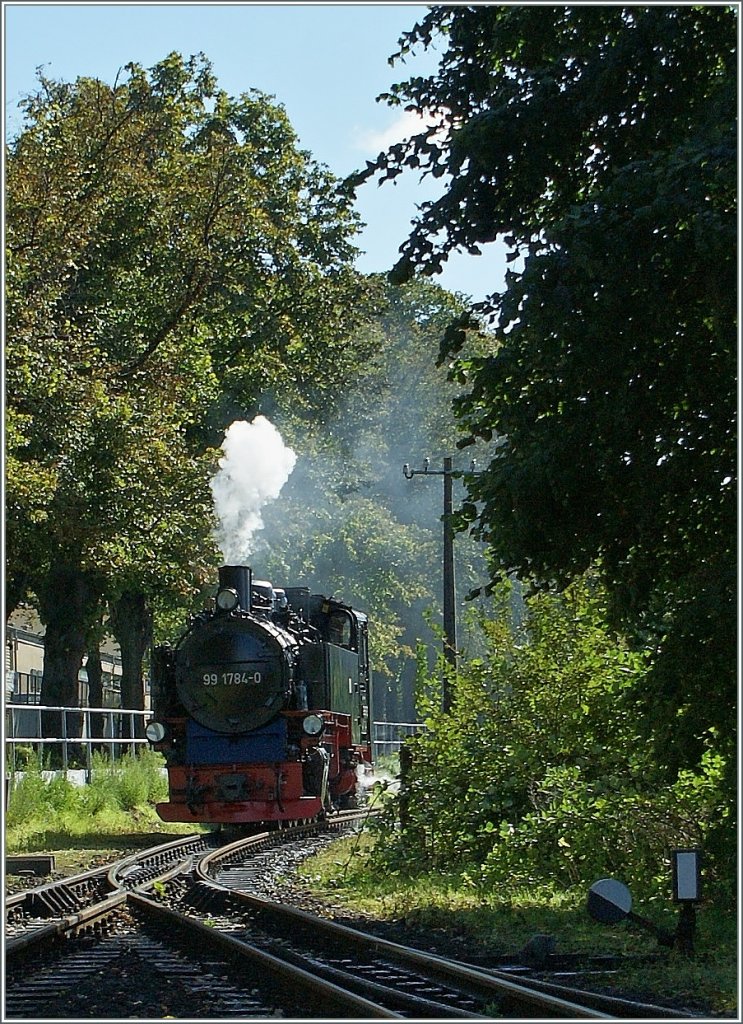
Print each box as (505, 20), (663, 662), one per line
(218, 565), (253, 610)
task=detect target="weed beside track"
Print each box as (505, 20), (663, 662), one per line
(292, 832), (738, 1018)
(5, 823), (737, 1017)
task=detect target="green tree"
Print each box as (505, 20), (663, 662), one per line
(259, 278), (496, 719)
(6, 52), (373, 717)
(355, 7), (736, 776)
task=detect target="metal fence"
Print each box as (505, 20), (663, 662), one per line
(5, 704), (150, 776)
(372, 720), (424, 758)
(9, 670), (121, 708)
(4, 705), (422, 779)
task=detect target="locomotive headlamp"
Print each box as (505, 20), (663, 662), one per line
(216, 587), (240, 612)
(302, 714), (324, 736)
(145, 721), (167, 743)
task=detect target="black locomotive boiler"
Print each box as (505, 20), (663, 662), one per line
(146, 565), (373, 825)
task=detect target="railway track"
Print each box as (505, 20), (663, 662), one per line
(5, 831), (220, 950)
(5, 815), (695, 1019)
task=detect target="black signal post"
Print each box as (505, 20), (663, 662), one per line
(403, 456), (457, 711)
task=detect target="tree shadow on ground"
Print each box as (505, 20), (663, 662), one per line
(42, 830), (199, 851)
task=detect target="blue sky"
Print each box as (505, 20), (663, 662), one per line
(3, 2), (507, 301)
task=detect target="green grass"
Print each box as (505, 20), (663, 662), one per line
(5, 759), (736, 1015)
(297, 831), (738, 1016)
(5, 749), (201, 853)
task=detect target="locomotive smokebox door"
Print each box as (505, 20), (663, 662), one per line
(175, 616), (295, 733)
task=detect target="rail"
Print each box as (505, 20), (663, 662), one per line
(372, 720), (423, 757)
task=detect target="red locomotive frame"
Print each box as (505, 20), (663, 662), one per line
(155, 711), (370, 824)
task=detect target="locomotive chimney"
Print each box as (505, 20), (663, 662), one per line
(218, 565), (253, 610)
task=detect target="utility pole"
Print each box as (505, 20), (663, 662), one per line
(403, 456), (457, 712)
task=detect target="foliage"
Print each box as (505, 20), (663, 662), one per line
(6, 51), (375, 705)
(5, 52), (372, 598)
(262, 472), (438, 676)
(7, 57), (219, 605)
(6, 744), (48, 772)
(87, 749), (169, 810)
(479, 758), (723, 899)
(355, 6), (737, 778)
(373, 574), (733, 900)
(257, 278), (497, 715)
(5, 749), (171, 849)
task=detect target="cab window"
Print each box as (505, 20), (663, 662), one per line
(327, 610), (353, 648)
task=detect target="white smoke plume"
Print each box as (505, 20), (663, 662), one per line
(356, 763), (400, 796)
(210, 416), (297, 564)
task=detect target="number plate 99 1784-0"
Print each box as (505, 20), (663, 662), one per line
(201, 667), (264, 686)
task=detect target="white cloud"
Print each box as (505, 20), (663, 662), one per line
(353, 109), (441, 154)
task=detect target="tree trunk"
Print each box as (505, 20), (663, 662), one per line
(37, 564), (100, 751)
(5, 569), (30, 622)
(109, 590), (152, 740)
(85, 645), (105, 739)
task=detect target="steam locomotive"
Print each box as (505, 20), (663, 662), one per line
(146, 565), (373, 825)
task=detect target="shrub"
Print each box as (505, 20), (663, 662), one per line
(480, 766), (708, 899)
(372, 572), (735, 901)
(6, 744), (46, 771)
(6, 768), (52, 827)
(85, 749), (168, 811)
(111, 750), (167, 809)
